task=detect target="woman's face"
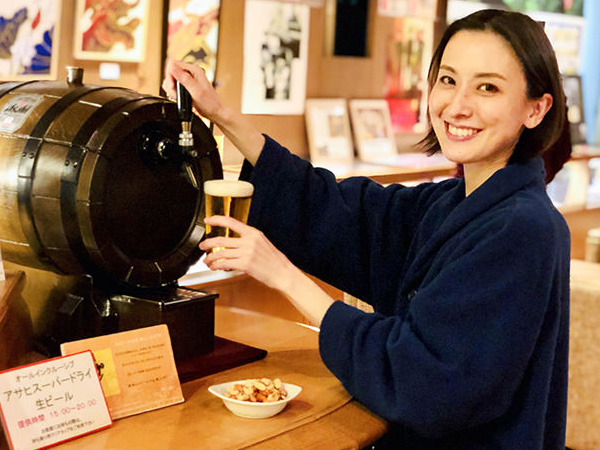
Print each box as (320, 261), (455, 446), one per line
(428, 30), (544, 168)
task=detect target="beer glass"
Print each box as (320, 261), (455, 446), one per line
(204, 179), (254, 253)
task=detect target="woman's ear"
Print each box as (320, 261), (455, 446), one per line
(524, 93), (553, 129)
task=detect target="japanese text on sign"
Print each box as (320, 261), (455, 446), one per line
(0, 352), (112, 450)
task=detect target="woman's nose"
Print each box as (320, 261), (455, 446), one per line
(446, 89), (473, 117)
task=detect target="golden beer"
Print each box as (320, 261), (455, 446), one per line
(204, 180), (254, 252)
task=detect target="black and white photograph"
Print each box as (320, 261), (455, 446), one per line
(242, 0), (309, 115)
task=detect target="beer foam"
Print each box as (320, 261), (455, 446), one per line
(204, 179), (254, 197)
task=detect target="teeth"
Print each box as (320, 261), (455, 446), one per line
(448, 124), (478, 137)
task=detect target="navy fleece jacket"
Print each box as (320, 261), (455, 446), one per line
(241, 136), (570, 450)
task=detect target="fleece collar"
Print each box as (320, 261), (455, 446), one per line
(402, 157), (547, 294)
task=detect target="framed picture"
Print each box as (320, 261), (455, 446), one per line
(563, 74), (586, 144)
(385, 17), (433, 134)
(305, 99), (354, 164)
(241, 0), (310, 115)
(349, 99), (397, 163)
(0, 0), (61, 81)
(166, 0), (220, 84)
(73, 0), (149, 62)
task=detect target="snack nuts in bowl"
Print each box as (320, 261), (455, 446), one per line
(208, 378), (302, 419)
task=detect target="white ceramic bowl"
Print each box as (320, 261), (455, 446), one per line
(208, 380), (302, 419)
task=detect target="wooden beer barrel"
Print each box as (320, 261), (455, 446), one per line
(0, 76), (222, 288)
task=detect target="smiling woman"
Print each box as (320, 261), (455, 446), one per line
(419, 9), (566, 165)
(427, 30), (553, 195)
(163, 8), (571, 450)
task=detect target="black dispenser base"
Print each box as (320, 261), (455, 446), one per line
(35, 275), (266, 381)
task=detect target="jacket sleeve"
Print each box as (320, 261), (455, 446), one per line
(318, 204), (569, 438)
(243, 135), (444, 301)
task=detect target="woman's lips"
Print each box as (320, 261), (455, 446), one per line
(446, 122), (480, 140)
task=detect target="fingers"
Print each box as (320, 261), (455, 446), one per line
(198, 219), (294, 293)
(162, 59), (206, 99)
(204, 215), (252, 236)
(202, 247), (240, 271)
(199, 236), (240, 254)
(199, 216), (259, 270)
(199, 216), (254, 256)
(201, 236), (252, 272)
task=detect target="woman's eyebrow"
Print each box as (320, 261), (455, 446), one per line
(439, 65), (507, 81)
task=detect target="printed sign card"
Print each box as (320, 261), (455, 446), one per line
(0, 351), (112, 450)
(60, 325), (184, 420)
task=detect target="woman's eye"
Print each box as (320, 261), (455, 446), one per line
(438, 75), (455, 85)
(478, 83), (499, 93)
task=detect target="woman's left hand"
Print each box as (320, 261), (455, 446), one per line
(200, 215), (296, 293)
(200, 215), (335, 326)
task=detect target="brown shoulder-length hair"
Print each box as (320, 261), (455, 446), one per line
(417, 9), (566, 164)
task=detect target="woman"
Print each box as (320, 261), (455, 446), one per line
(163, 9), (570, 449)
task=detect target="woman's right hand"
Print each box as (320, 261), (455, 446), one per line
(162, 59), (264, 165)
(162, 59), (225, 124)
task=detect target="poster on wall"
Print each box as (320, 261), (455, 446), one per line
(385, 17), (433, 134)
(241, 0), (310, 115)
(166, 0), (220, 84)
(0, 0), (60, 80)
(73, 0), (149, 62)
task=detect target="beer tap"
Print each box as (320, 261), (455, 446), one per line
(177, 81), (200, 189)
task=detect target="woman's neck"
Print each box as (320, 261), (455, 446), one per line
(463, 159), (509, 196)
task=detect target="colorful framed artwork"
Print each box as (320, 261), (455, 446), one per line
(385, 17), (433, 134)
(242, 0), (310, 115)
(305, 99), (354, 165)
(166, 0), (220, 84)
(349, 99), (397, 163)
(73, 0), (149, 62)
(0, 0), (61, 81)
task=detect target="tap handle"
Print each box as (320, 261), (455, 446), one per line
(177, 81), (192, 122)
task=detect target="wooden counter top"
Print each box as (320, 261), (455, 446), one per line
(1, 306), (388, 450)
